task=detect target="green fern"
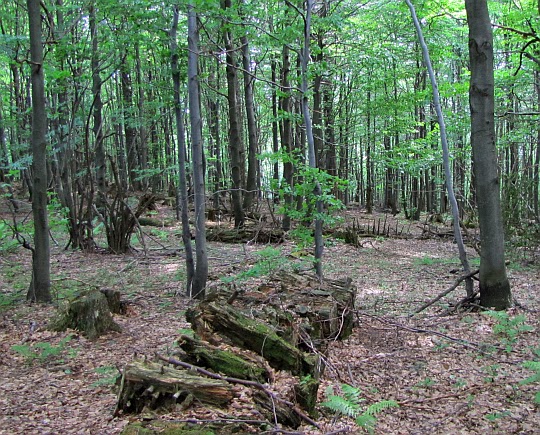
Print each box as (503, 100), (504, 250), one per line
(521, 360), (540, 404)
(322, 384), (398, 433)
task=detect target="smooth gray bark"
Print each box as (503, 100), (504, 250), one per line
(187, 3), (208, 299)
(301, 0), (324, 278)
(171, 6), (194, 294)
(405, 0), (473, 297)
(27, 0), (51, 303)
(465, 0), (512, 309)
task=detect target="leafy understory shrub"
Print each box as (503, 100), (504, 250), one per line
(484, 311), (533, 352)
(322, 383), (398, 433)
(12, 334), (74, 363)
(520, 360), (540, 404)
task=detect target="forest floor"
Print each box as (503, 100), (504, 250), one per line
(0, 200), (539, 434)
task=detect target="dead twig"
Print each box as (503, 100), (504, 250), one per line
(412, 268), (479, 315)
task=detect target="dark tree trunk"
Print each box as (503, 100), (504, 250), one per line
(187, 3), (208, 299)
(280, 45), (294, 231)
(221, 0), (245, 228)
(240, 27), (258, 210)
(90, 3), (105, 207)
(27, 0), (51, 303)
(466, 0), (512, 309)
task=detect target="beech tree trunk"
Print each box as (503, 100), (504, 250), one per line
(187, 3), (208, 299)
(27, 0), (51, 303)
(171, 6), (194, 293)
(465, 0), (512, 309)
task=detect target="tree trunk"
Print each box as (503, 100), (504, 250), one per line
(90, 3), (105, 208)
(171, 6), (194, 294)
(222, 0), (245, 228)
(27, 0), (51, 303)
(301, 0), (324, 278)
(280, 44), (294, 231)
(465, 0), (512, 309)
(240, 25), (258, 210)
(187, 3), (208, 299)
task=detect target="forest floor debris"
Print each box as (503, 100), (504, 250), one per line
(0, 208), (539, 434)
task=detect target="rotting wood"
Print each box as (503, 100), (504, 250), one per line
(186, 301), (318, 377)
(206, 226), (285, 243)
(115, 360), (233, 415)
(156, 354), (320, 430)
(49, 290), (121, 340)
(177, 334), (271, 383)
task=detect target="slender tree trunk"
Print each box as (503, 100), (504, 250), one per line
(280, 44), (294, 231)
(187, 3), (207, 299)
(465, 0), (511, 309)
(535, 70), (540, 222)
(89, 3), (105, 206)
(240, 8), (258, 210)
(27, 0), (51, 303)
(221, 0), (245, 228)
(301, 0), (324, 278)
(406, 0), (473, 296)
(171, 6), (194, 294)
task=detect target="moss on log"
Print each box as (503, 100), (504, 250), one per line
(116, 360), (233, 414)
(177, 334), (270, 383)
(186, 301), (317, 377)
(49, 290), (121, 340)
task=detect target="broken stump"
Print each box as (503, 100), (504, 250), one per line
(50, 290), (121, 340)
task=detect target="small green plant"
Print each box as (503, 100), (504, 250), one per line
(520, 360), (540, 404)
(92, 365), (119, 387)
(483, 363), (500, 383)
(12, 334), (73, 363)
(222, 246), (288, 283)
(485, 311), (533, 352)
(322, 384), (398, 433)
(485, 410), (510, 422)
(415, 377), (436, 389)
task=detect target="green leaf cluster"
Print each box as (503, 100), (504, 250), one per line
(322, 384), (398, 433)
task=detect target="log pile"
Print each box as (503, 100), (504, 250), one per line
(116, 272), (356, 431)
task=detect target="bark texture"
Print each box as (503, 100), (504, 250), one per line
(465, 0), (512, 309)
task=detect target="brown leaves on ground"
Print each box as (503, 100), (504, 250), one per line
(0, 209), (539, 434)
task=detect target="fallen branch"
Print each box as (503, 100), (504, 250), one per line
(412, 268), (479, 315)
(156, 354), (320, 430)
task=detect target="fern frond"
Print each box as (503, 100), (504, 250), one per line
(341, 383), (363, 403)
(355, 414), (377, 433)
(364, 400), (399, 416)
(321, 394), (361, 418)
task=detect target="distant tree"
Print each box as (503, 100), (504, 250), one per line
(187, 3), (208, 299)
(465, 0), (512, 309)
(170, 5), (194, 295)
(27, 0), (51, 303)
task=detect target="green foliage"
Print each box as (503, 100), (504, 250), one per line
(322, 384), (398, 433)
(520, 360), (540, 404)
(221, 246), (289, 284)
(484, 311), (533, 352)
(92, 365), (119, 388)
(12, 334), (74, 364)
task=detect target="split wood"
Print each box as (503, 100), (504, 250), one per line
(156, 354), (320, 430)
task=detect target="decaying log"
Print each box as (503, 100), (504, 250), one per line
(186, 301), (318, 377)
(49, 290), (121, 340)
(177, 334), (271, 383)
(157, 354), (319, 430)
(206, 226), (285, 243)
(115, 360), (233, 415)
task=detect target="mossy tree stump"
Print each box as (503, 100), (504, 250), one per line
(50, 290), (121, 340)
